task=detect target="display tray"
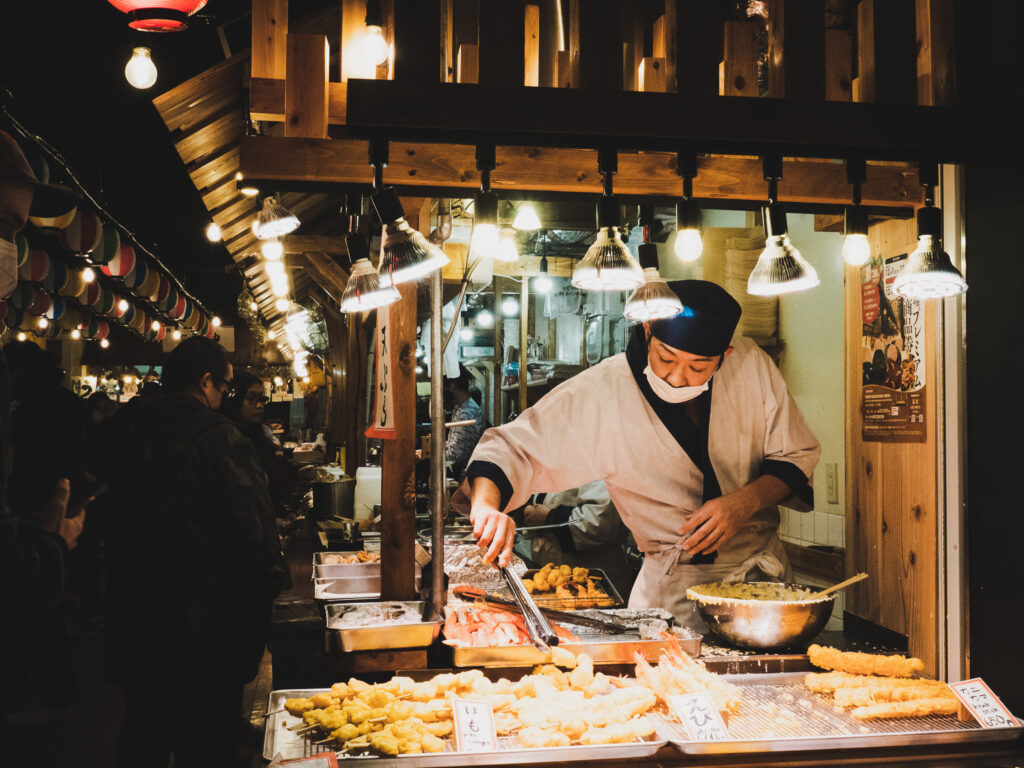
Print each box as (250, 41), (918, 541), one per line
(263, 689), (667, 764)
(502, 568), (624, 611)
(324, 601), (442, 652)
(313, 561), (382, 580)
(661, 671), (1024, 754)
(314, 565), (420, 602)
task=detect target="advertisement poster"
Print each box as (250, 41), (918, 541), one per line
(860, 253), (926, 442)
(366, 305), (396, 439)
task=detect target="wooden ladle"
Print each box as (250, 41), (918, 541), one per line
(813, 572), (869, 599)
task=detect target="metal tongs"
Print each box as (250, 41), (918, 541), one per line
(499, 565), (559, 651)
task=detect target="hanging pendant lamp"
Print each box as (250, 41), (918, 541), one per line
(108, 1), (207, 32)
(340, 232), (400, 312)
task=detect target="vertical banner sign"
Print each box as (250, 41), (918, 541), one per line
(949, 679), (1019, 728)
(452, 697), (497, 752)
(859, 254), (926, 442)
(366, 305), (396, 439)
(667, 693), (730, 741)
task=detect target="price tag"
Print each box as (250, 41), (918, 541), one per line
(668, 693), (731, 742)
(452, 697), (497, 752)
(950, 678), (1019, 729)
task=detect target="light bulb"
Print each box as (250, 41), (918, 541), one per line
(38, 317), (48, 329)
(206, 222), (222, 242)
(262, 239), (283, 260)
(476, 309), (494, 328)
(118, 299), (129, 312)
(302, 375), (311, 384)
(361, 25), (390, 67)
(249, 301), (259, 312)
(100, 339), (110, 348)
(275, 298), (290, 312)
(470, 222), (499, 260)
(513, 203), (541, 231)
(265, 260), (286, 279)
(125, 47), (157, 90)
(236, 172), (258, 197)
(267, 330), (276, 340)
(272, 280), (290, 297)
(674, 228), (704, 262)
(16, 332), (26, 341)
(460, 328), (473, 341)
(534, 273), (553, 294)
(172, 329), (182, 340)
(415, 366), (423, 374)
(501, 297), (519, 317)
(255, 196), (300, 240)
(212, 316), (222, 328)
(842, 233), (871, 266)
(82, 267), (96, 283)
(151, 320), (161, 332)
(495, 229), (519, 263)
(274, 376), (284, 387)
(71, 329), (81, 340)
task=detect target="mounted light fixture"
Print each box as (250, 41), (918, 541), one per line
(496, 228), (519, 263)
(470, 145), (500, 260)
(842, 156), (870, 266)
(124, 47), (158, 89)
(205, 222), (222, 242)
(108, 0), (207, 32)
(501, 297), (519, 317)
(211, 316), (221, 328)
(118, 298), (130, 313)
(625, 205), (683, 322)
(513, 202), (541, 231)
(100, 338), (110, 348)
(262, 239), (284, 261)
(172, 328), (182, 340)
(275, 298), (290, 312)
(534, 256), (552, 294)
(893, 162), (966, 300)
(572, 149), (643, 292)
(369, 139), (449, 285)
(235, 172), (258, 197)
(82, 267), (96, 283)
(476, 309), (494, 328)
(151, 320), (161, 332)
(360, 0), (390, 68)
(340, 232), (400, 313)
(747, 155), (819, 296)
(71, 329), (82, 340)
(674, 151), (703, 262)
(255, 196), (300, 240)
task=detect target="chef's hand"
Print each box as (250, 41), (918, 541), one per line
(37, 478), (86, 550)
(469, 476), (516, 567)
(679, 475), (792, 555)
(523, 503), (550, 527)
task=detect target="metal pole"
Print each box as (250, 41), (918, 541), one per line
(519, 277), (529, 414)
(429, 267), (446, 615)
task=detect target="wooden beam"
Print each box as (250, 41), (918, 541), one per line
(340, 0), (366, 82)
(281, 235), (349, 254)
(639, 58), (666, 93)
(916, 0), (955, 106)
(524, 3), (540, 87)
(394, 0), (439, 83)
(380, 282), (417, 601)
(857, 0), (917, 105)
(344, 79), (987, 161)
(304, 252), (351, 297)
(825, 29), (853, 102)
(240, 134), (923, 206)
(537, 0), (559, 88)
(571, 0), (623, 90)
(767, 0), (825, 101)
(669, 0), (721, 97)
(252, 0), (288, 80)
(285, 34), (330, 138)
(456, 43), (478, 84)
(719, 21), (759, 98)
(479, 0), (525, 87)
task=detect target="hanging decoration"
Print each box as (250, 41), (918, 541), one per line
(58, 210), (103, 255)
(101, 243), (136, 278)
(42, 258), (70, 294)
(366, 304), (397, 440)
(58, 268), (88, 299)
(122, 256), (149, 290)
(15, 234), (29, 267)
(93, 227), (121, 266)
(18, 248), (50, 283)
(108, 0), (208, 32)
(29, 288), (52, 316)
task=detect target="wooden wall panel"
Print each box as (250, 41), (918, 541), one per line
(252, 0), (288, 80)
(845, 217), (939, 675)
(285, 34), (330, 138)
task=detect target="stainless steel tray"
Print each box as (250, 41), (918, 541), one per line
(505, 568), (624, 610)
(314, 574), (381, 601)
(325, 601), (441, 652)
(314, 561), (382, 580)
(264, 688), (667, 764)
(662, 671), (1024, 754)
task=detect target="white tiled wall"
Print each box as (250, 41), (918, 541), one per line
(780, 509), (845, 549)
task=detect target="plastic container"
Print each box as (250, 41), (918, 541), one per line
(353, 466), (381, 527)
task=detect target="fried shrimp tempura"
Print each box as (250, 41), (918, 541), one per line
(851, 697), (959, 721)
(807, 645), (925, 678)
(834, 683), (955, 709)
(805, 671), (946, 695)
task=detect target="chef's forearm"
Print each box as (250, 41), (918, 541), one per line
(470, 476), (502, 511)
(736, 474), (792, 517)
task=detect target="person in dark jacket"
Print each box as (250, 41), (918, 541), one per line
(103, 337), (284, 768)
(223, 371), (284, 516)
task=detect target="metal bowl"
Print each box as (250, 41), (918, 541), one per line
(687, 582), (833, 650)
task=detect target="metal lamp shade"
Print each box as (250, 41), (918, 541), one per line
(747, 235), (820, 296)
(624, 268), (683, 321)
(377, 220), (450, 286)
(892, 235), (967, 300)
(340, 258), (400, 312)
(255, 196), (300, 240)
(571, 227), (644, 291)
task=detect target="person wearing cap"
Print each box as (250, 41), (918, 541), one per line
(466, 279), (820, 629)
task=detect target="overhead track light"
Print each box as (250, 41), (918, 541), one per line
(571, 148), (644, 292)
(341, 232), (400, 312)
(842, 157), (871, 266)
(471, 145), (500, 260)
(674, 151), (703, 263)
(369, 139), (449, 285)
(625, 206), (683, 322)
(747, 155), (820, 296)
(892, 162), (966, 300)
(255, 196), (300, 240)
(513, 202), (541, 231)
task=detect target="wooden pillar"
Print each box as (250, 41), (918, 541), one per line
(915, 0), (955, 106)
(855, 0), (917, 104)
(537, 0), (560, 87)
(340, 0), (365, 82)
(252, 0), (288, 80)
(568, 0), (623, 90)
(825, 29), (853, 102)
(394, 0), (441, 83)
(524, 4), (540, 87)
(719, 21), (759, 97)
(668, 0), (721, 97)
(380, 281), (418, 600)
(285, 34), (329, 138)
(767, 0), (825, 100)
(479, 0), (526, 86)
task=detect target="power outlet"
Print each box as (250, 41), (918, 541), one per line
(825, 462), (839, 505)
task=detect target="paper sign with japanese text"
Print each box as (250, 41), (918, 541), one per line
(366, 305), (396, 439)
(950, 679), (1019, 729)
(668, 693), (730, 741)
(452, 696), (497, 752)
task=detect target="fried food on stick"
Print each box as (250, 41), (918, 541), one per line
(834, 683), (955, 708)
(851, 697), (959, 721)
(805, 671), (946, 695)
(807, 644), (925, 678)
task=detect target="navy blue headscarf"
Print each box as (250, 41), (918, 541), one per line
(648, 280), (741, 356)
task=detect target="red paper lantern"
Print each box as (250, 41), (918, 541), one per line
(100, 244), (136, 278)
(107, 1), (207, 32)
(58, 210), (103, 255)
(19, 248), (50, 283)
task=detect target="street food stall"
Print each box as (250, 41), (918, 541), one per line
(143, 0), (1024, 765)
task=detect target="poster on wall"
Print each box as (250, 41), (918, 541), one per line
(366, 305), (396, 440)
(860, 253), (926, 442)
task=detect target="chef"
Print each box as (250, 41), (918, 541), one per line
(466, 279), (820, 629)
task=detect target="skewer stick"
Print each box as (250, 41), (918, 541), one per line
(314, 737), (335, 745)
(264, 708), (286, 717)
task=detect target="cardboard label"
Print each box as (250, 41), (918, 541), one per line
(452, 697), (497, 752)
(668, 693), (730, 741)
(950, 678), (1018, 729)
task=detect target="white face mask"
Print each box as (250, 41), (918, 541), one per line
(643, 363), (710, 404)
(0, 238), (17, 300)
